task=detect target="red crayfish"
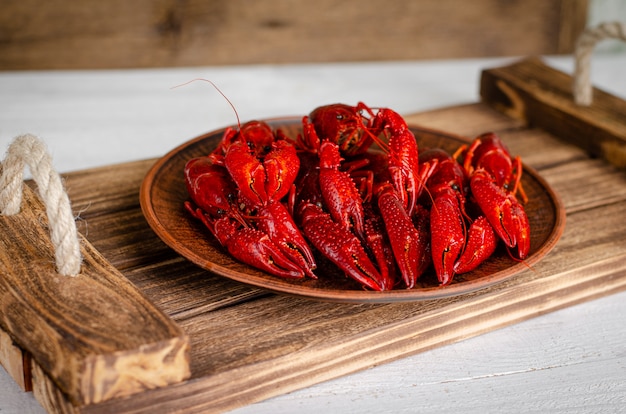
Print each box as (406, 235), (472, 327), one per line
(184, 120), (317, 279)
(458, 132), (530, 260)
(184, 101), (531, 291)
(292, 103), (438, 290)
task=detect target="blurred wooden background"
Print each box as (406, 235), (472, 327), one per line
(0, 0), (589, 70)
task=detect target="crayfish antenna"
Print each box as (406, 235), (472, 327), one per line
(360, 122), (389, 153)
(505, 248), (536, 275)
(170, 78), (242, 131)
(415, 158), (438, 215)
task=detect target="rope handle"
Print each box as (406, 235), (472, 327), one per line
(574, 21), (626, 106)
(0, 134), (82, 276)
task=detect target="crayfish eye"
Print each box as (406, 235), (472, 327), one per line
(336, 114), (343, 121)
(451, 183), (460, 192)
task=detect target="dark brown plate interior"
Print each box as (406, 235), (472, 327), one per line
(140, 118), (566, 303)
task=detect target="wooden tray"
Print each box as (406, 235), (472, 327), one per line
(2, 58), (626, 413)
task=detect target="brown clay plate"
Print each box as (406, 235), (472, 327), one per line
(140, 118), (566, 303)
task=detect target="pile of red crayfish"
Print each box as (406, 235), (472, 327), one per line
(184, 102), (530, 291)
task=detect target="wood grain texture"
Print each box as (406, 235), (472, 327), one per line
(5, 99), (619, 413)
(31, 360), (80, 414)
(480, 57), (626, 169)
(0, 0), (588, 70)
(0, 185), (190, 406)
(225, 290), (626, 414)
(0, 327), (30, 391)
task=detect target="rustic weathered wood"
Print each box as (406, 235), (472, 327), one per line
(0, 99), (617, 413)
(0, 0), (588, 70)
(480, 57), (626, 169)
(0, 185), (191, 406)
(31, 360), (80, 414)
(0, 327), (30, 391)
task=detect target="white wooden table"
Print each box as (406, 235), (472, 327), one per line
(1, 54), (625, 413)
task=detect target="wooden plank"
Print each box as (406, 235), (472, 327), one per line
(405, 103), (593, 170)
(404, 102), (527, 137)
(0, 185), (191, 406)
(0, 0), (588, 70)
(480, 57), (626, 169)
(557, 0), (590, 52)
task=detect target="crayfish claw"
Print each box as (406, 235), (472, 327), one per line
(377, 185), (429, 289)
(470, 171), (530, 260)
(505, 197), (531, 259)
(215, 218), (306, 279)
(318, 141), (366, 238)
(463, 133), (531, 261)
(300, 203), (386, 291)
(453, 216), (498, 274)
(430, 193), (465, 286)
(256, 201), (318, 279)
(363, 208), (397, 291)
(421, 149), (468, 286)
